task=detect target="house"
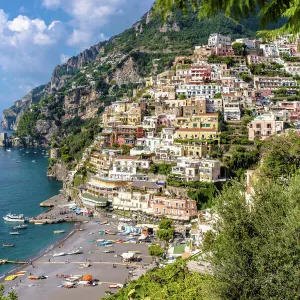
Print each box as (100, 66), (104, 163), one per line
(254, 76), (298, 90)
(171, 157), (201, 181)
(175, 128), (219, 142)
(90, 153), (113, 177)
(208, 33), (231, 46)
(223, 103), (241, 121)
(113, 191), (152, 211)
(248, 113), (285, 141)
(150, 196), (198, 220)
(199, 159), (221, 182)
(176, 83), (222, 99)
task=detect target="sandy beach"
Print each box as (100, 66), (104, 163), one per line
(3, 217), (153, 300)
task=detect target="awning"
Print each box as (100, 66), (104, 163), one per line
(124, 207), (130, 211)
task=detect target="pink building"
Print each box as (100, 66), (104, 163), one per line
(214, 45), (234, 56)
(248, 113), (284, 141)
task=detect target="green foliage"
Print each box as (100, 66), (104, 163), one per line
(149, 163), (174, 175)
(106, 260), (216, 300)
(72, 72), (89, 86)
(240, 73), (252, 83)
(249, 62), (291, 77)
(148, 245), (164, 258)
(208, 55), (233, 67)
(121, 145), (131, 155)
(159, 218), (173, 230)
(0, 285), (18, 300)
(232, 42), (245, 56)
(259, 132), (300, 179)
(204, 174), (300, 299)
(155, 0), (299, 37)
(16, 110), (40, 139)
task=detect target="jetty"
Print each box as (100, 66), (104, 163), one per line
(0, 259), (27, 265)
(40, 195), (65, 207)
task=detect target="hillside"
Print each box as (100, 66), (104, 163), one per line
(1, 6), (257, 143)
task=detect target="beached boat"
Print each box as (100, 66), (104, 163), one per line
(52, 252), (66, 257)
(9, 232), (19, 235)
(67, 249), (83, 255)
(102, 249), (115, 253)
(3, 213), (25, 223)
(13, 225), (27, 230)
(53, 230), (65, 234)
(34, 221), (46, 225)
(3, 244), (14, 247)
(109, 284), (123, 289)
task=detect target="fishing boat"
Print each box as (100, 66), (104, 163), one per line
(52, 252), (66, 257)
(13, 225), (27, 230)
(102, 249), (115, 253)
(9, 232), (19, 235)
(3, 244), (14, 247)
(67, 249), (83, 255)
(3, 214), (25, 223)
(53, 230), (65, 234)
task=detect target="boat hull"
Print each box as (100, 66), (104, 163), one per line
(3, 217), (25, 223)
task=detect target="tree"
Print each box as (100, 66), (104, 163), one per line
(158, 218), (173, 230)
(0, 285), (18, 300)
(202, 175), (300, 299)
(232, 42), (246, 56)
(155, 0), (300, 37)
(148, 244), (164, 258)
(157, 228), (174, 243)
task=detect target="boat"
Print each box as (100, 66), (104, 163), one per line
(3, 244), (14, 247)
(6, 149), (11, 152)
(54, 230), (65, 234)
(109, 284), (123, 289)
(9, 232), (19, 235)
(102, 249), (115, 253)
(16, 161), (21, 163)
(13, 225), (27, 230)
(67, 249), (83, 255)
(3, 214), (25, 223)
(32, 160), (36, 163)
(52, 252), (66, 257)
(34, 221), (46, 225)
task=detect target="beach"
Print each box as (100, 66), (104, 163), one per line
(3, 217), (153, 300)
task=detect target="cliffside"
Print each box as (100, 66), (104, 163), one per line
(1, 5), (258, 141)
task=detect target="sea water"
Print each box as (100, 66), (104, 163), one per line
(0, 144), (73, 277)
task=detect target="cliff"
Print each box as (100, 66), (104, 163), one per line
(1, 5), (258, 141)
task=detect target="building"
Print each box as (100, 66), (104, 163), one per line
(248, 113), (285, 141)
(254, 76), (298, 90)
(176, 83), (222, 99)
(175, 128), (219, 141)
(199, 159), (221, 182)
(0, 133), (8, 147)
(208, 33), (231, 47)
(223, 103), (241, 121)
(90, 153), (113, 177)
(151, 196), (198, 220)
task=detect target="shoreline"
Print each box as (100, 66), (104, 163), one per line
(0, 224), (77, 283)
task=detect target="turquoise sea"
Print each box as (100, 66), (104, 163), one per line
(0, 130), (73, 277)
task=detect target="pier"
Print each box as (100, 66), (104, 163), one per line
(40, 195), (65, 207)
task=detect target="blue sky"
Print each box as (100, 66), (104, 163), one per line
(0, 0), (154, 115)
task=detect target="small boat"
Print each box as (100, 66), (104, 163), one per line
(6, 149), (11, 152)
(13, 225), (27, 230)
(32, 160), (36, 163)
(34, 152), (37, 154)
(54, 230), (65, 234)
(9, 232), (19, 235)
(16, 161), (21, 163)
(102, 249), (115, 253)
(109, 284), (123, 289)
(67, 249), (83, 255)
(34, 221), (46, 225)
(26, 151), (29, 154)
(52, 252), (66, 257)
(3, 244), (14, 247)
(3, 214), (25, 223)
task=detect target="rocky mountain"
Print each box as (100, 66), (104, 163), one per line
(1, 5), (258, 140)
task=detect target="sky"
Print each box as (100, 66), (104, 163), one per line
(0, 0), (154, 116)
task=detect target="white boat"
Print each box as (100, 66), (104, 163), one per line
(3, 214), (25, 223)
(54, 230), (65, 234)
(6, 149), (11, 152)
(9, 232), (19, 235)
(13, 225), (27, 230)
(102, 249), (115, 253)
(32, 160), (36, 163)
(52, 252), (66, 257)
(67, 249), (83, 255)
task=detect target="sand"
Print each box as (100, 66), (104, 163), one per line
(3, 218), (153, 300)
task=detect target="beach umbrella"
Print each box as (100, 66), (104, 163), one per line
(82, 274), (93, 281)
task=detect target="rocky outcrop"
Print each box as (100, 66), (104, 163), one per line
(35, 120), (59, 142)
(47, 162), (69, 181)
(113, 56), (141, 85)
(1, 84), (50, 130)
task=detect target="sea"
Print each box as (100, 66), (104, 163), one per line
(0, 128), (73, 277)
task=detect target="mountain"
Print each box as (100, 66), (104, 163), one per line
(1, 5), (258, 142)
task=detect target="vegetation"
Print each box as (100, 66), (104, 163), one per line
(202, 174), (300, 299)
(155, 0), (299, 37)
(148, 245), (164, 258)
(149, 163), (174, 175)
(0, 285), (17, 300)
(232, 42), (246, 56)
(157, 219), (174, 244)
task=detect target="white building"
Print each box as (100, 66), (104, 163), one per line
(176, 84), (222, 99)
(208, 33), (231, 47)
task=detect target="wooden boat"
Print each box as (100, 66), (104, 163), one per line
(3, 244), (14, 247)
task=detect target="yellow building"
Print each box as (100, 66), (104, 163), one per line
(175, 143), (208, 157)
(127, 107), (142, 126)
(176, 113), (219, 131)
(175, 128), (219, 141)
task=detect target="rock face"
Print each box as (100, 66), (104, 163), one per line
(2, 84), (50, 130)
(113, 57), (141, 85)
(47, 162), (69, 181)
(35, 120), (59, 142)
